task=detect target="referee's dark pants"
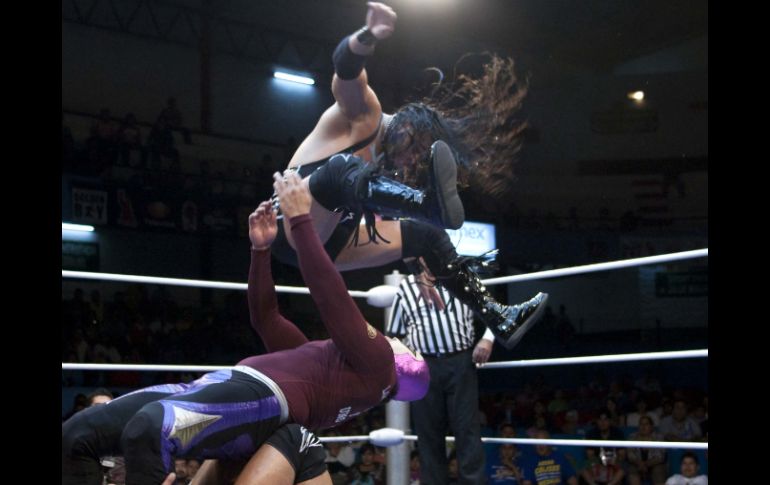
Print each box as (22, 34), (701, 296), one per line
(411, 348), (486, 484)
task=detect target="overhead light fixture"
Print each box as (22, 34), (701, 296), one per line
(274, 71), (315, 85)
(62, 222), (95, 232)
(627, 90), (645, 101)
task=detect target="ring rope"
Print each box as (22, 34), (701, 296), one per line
(482, 248), (707, 286)
(62, 248), (708, 294)
(62, 349), (706, 372)
(319, 434), (708, 450)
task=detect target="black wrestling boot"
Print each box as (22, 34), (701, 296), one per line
(436, 256), (548, 349)
(307, 140), (464, 230)
(363, 140), (464, 229)
(404, 220), (548, 350)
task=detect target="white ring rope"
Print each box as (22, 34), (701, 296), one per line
(474, 437), (707, 450)
(479, 349), (707, 369)
(320, 433), (707, 450)
(481, 248), (707, 286)
(61, 270), (369, 298)
(62, 363), (229, 372)
(62, 349), (706, 372)
(62, 248), (707, 296)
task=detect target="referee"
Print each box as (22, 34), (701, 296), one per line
(386, 259), (496, 485)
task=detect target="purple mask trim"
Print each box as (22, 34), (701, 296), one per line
(392, 352), (430, 401)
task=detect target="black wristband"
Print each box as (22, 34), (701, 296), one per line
(355, 26), (378, 46)
(332, 35), (367, 80)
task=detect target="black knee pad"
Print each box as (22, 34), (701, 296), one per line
(265, 423), (327, 483)
(308, 153), (369, 211)
(121, 403), (170, 484)
(400, 220), (458, 275)
(120, 407), (162, 452)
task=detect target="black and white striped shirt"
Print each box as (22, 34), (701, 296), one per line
(386, 275), (493, 355)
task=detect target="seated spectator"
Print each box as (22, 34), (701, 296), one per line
(86, 387), (113, 406)
(659, 400), (702, 442)
(409, 450), (420, 485)
(560, 409), (583, 436)
(173, 458), (189, 484)
(526, 415), (550, 438)
(626, 416), (667, 485)
(521, 430), (578, 485)
(527, 400), (553, 430)
(580, 447), (624, 485)
(626, 396), (661, 427)
(350, 443), (384, 485)
(604, 397), (625, 428)
(665, 452), (707, 485)
(585, 409), (626, 461)
(447, 450), (460, 484)
(487, 443), (524, 484)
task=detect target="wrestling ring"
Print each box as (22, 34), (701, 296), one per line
(63, 247), (708, 484)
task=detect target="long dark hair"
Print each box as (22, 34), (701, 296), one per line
(383, 53), (529, 197)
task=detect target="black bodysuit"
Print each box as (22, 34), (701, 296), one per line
(271, 120), (382, 267)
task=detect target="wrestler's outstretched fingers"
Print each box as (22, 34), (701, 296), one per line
(250, 200), (272, 223)
(249, 200), (279, 250)
(257, 200), (275, 216)
(263, 200), (277, 224)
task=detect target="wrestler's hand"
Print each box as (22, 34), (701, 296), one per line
(366, 2), (397, 40)
(415, 261), (445, 311)
(273, 170), (312, 219)
(248, 200), (278, 250)
(472, 338), (493, 364)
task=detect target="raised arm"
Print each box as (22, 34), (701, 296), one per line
(247, 201), (309, 352)
(331, 2), (396, 123)
(273, 171), (392, 371)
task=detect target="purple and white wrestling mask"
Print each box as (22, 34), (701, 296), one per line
(387, 338), (430, 401)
